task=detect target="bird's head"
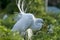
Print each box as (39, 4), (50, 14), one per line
(31, 18), (44, 31)
(34, 18), (44, 30)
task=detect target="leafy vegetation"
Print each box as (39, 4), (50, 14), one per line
(0, 0), (60, 40)
(0, 26), (23, 40)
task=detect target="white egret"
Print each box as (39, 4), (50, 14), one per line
(11, 0), (44, 40)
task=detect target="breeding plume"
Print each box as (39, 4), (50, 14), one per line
(11, 0), (44, 40)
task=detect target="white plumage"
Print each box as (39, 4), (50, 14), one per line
(30, 18), (43, 31)
(12, 13), (43, 32)
(11, 13), (34, 32)
(11, 0), (44, 40)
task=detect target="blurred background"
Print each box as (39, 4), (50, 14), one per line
(48, 0), (60, 13)
(0, 0), (60, 40)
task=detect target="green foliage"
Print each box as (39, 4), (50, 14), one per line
(32, 25), (60, 40)
(25, 0), (45, 16)
(0, 15), (16, 29)
(0, 0), (60, 40)
(0, 26), (23, 40)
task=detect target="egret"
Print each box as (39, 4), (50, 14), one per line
(11, 0), (44, 40)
